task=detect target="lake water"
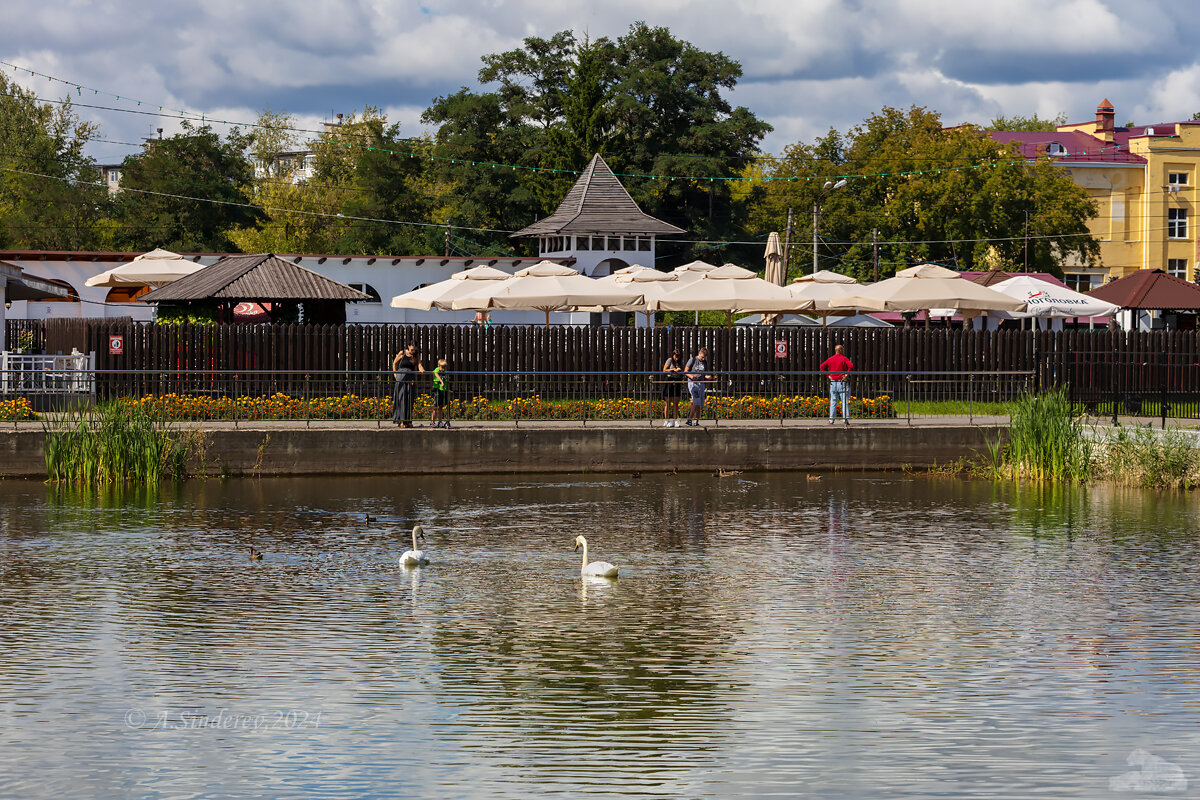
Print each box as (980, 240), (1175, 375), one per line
(2, 473), (1199, 799)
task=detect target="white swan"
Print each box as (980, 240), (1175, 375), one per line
(399, 525), (429, 568)
(574, 535), (618, 578)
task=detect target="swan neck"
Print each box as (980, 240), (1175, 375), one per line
(580, 540), (588, 570)
(411, 529), (418, 551)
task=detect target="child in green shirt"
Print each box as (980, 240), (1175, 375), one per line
(431, 358), (450, 428)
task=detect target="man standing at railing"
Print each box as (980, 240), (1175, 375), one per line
(820, 344), (854, 426)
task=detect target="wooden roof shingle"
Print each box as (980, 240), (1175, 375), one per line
(510, 154), (685, 238)
(141, 253), (371, 303)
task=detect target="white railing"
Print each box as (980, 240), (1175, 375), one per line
(0, 350), (96, 395)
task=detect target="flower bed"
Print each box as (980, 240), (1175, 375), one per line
(109, 392), (895, 421)
(0, 397), (36, 421)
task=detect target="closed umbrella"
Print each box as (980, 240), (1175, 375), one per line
(389, 265), (511, 310)
(764, 232), (785, 286)
(827, 263), (1027, 319)
(85, 248), (200, 287)
(450, 260), (643, 325)
(649, 264), (812, 325)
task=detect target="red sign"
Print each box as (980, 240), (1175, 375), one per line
(108, 335), (123, 356)
(774, 340), (787, 359)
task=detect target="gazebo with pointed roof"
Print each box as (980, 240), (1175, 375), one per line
(510, 154), (684, 283)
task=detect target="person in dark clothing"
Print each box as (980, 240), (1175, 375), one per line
(391, 343), (425, 427)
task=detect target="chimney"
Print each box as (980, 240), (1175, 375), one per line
(1096, 98), (1115, 133)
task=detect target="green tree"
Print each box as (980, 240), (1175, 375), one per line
(988, 112), (1067, 131)
(748, 106), (1099, 279)
(0, 73), (109, 249)
(114, 122), (262, 252)
(423, 23), (771, 259)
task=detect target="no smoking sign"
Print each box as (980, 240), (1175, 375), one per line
(774, 340), (787, 359)
(109, 335), (124, 356)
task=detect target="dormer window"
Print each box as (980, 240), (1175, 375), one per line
(1046, 142), (1067, 156)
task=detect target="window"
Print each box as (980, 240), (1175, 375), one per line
(1168, 208), (1188, 239)
(638, 237), (651, 252)
(1167, 259), (1188, 279)
(1168, 172), (1188, 186)
(348, 282), (381, 303)
(576, 235), (589, 251)
(1046, 142), (1067, 156)
(108, 170), (119, 182)
(1064, 273), (1101, 293)
(591, 236), (603, 250)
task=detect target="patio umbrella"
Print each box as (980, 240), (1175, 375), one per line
(389, 265), (512, 310)
(450, 260), (644, 325)
(827, 263), (1027, 318)
(648, 263), (812, 325)
(764, 232), (785, 286)
(989, 275), (1120, 319)
(85, 248), (200, 287)
(735, 313), (820, 326)
(572, 265), (679, 325)
(788, 270), (860, 325)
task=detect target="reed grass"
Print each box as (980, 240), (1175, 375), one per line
(1000, 387), (1092, 482)
(1094, 426), (1200, 490)
(43, 402), (193, 485)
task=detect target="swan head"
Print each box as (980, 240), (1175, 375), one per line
(573, 535), (586, 552)
(413, 525), (426, 541)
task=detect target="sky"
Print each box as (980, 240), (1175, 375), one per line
(6, 0), (1200, 167)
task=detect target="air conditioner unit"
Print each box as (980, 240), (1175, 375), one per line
(1168, 186), (1181, 194)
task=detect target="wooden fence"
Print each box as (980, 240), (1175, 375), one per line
(9, 319), (1200, 410)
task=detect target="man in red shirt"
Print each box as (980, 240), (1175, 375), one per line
(819, 344), (854, 425)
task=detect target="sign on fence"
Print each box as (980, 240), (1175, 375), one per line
(775, 340), (787, 359)
(108, 335), (123, 356)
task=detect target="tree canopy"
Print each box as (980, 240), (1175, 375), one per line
(114, 122), (262, 252)
(747, 106), (1100, 280)
(424, 23), (771, 259)
(0, 73), (107, 250)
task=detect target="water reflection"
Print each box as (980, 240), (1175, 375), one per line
(2, 473), (1200, 798)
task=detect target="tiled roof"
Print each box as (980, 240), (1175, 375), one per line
(1087, 269), (1200, 310)
(510, 154), (685, 238)
(142, 253), (370, 303)
(989, 131), (1145, 164)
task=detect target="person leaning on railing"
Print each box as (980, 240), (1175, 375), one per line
(391, 343), (425, 428)
(661, 348), (685, 427)
(683, 347), (714, 427)
(820, 344), (854, 426)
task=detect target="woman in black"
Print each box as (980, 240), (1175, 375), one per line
(661, 348), (685, 427)
(391, 343), (424, 427)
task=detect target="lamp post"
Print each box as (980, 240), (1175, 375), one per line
(813, 179), (847, 275)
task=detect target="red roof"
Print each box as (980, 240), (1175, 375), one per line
(961, 270), (1066, 288)
(1087, 269), (1200, 309)
(989, 130), (1145, 164)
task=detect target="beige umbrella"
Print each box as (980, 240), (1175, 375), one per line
(389, 265), (511, 310)
(649, 263), (813, 325)
(574, 265), (679, 326)
(450, 260), (643, 325)
(764, 233), (785, 286)
(827, 263), (1027, 319)
(85, 248), (200, 287)
(788, 270), (860, 325)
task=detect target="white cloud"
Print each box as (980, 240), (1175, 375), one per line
(6, 0), (1198, 165)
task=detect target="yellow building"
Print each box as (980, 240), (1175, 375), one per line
(992, 100), (1199, 291)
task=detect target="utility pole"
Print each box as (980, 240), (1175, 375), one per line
(872, 228), (879, 282)
(1023, 210), (1029, 272)
(812, 200), (820, 276)
(782, 208), (794, 282)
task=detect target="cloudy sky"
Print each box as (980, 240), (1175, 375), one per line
(7, 0), (1200, 166)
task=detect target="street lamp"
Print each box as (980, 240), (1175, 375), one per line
(813, 179), (847, 275)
